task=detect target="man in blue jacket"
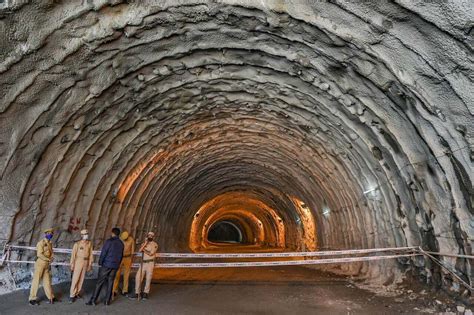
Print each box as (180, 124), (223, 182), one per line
(86, 227), (124, 306)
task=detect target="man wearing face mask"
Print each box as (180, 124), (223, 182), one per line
(129, 231), (158, 300)
(86, 227), (124, 306)
(113, 231), (135, 297)
(69, 229), (93, 303)
(29, 228), (57, 305)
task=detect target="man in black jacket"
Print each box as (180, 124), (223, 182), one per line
(86, 227), (124, 306)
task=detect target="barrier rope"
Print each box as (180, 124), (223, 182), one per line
(419, 251), (474, 260)
(0, 253), (420, 268)
(1, 245), (472, 276)
(157, 246), (418, 258)
(0, 244), (420, 268)
(418, 247), (473, 292)
(2, 244), (418, 258)
(151, 253), (420, 268)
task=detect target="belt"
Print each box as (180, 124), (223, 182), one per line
(142, 259), (154, 263)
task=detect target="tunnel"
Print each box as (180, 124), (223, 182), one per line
(207, 221), (244, 244)
(0, 0), (472, 301)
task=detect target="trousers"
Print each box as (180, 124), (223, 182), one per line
(70, 259), (89, 298)
(113, 257), (132, 294)
(29, 259), (54, 301)
(89, 266), (117, 303)
(135, 261), (154, 294)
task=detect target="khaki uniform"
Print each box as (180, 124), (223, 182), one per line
(29, 239), (55, 301)
(135, 241), (158, 294)
(69, 240), (93, 298)
(113, 236), (135, 294)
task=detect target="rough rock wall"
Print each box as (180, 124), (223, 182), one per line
(0, 0), (472, 293)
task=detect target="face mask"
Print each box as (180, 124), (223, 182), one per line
(82, 235), (89, 240)
(147, 237), (153, 242)
(45, 234), (53, 240)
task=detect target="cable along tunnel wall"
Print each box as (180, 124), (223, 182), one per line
(0, 0), (472, 294)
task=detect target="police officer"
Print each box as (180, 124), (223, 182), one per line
(129, 232), (158, 300)
(113, 230), (135, 297)
(29, 228), (57, 305)
(69, 229), (93, 303)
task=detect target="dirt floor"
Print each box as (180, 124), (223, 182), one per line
(0, 266), (471, 315)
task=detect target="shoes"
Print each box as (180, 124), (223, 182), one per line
(86, 300), (96, 306)
(128, 293), (139, 299)
(121, 291), (128, 296)
(142, 293), (148, 300)
(68, 296), (75, 304)
(29, 300), (39, 306)
(46, 297), (58, 304)
(104, 301), (111, 306)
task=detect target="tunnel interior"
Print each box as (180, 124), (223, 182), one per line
(0, 0), (472, 293)
(207, 221), (244, 244)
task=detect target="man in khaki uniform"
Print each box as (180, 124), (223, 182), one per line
(29, 228), (56, 305)
(69, 229), (93, 303)
(129, 232), (158, 300)
(113, 231), (135, 296)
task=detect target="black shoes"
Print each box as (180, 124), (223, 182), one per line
(68, 296), (75, 304)
(127, 293), (149, 300)
(121, 291), (128, 296)
(86, 300), (96, 306)
(29, 298), (58, 305)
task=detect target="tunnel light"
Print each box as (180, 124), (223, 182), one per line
(322, 205), (330, 218)
(363, 187), (378, 195)
(363, 186), (382, 201)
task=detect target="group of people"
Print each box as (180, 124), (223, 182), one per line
(28, 227), (159, 306)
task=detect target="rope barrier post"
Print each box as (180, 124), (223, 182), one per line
(0, 243), (8, 266)
(4, 244), (18, 289)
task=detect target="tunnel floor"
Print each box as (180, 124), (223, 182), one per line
(0, 266), (465, 315)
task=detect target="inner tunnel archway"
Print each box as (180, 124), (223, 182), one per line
(0, 0), (472, 295)
(207, 220), (244, 244)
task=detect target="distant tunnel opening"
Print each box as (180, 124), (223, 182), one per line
(207, 221), (243, 244)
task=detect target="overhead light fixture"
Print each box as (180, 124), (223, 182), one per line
(363, 187), (378, 195)
(322, 205), (330, 218)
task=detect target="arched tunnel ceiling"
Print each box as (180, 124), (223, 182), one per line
(0, 0), (472, 284)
